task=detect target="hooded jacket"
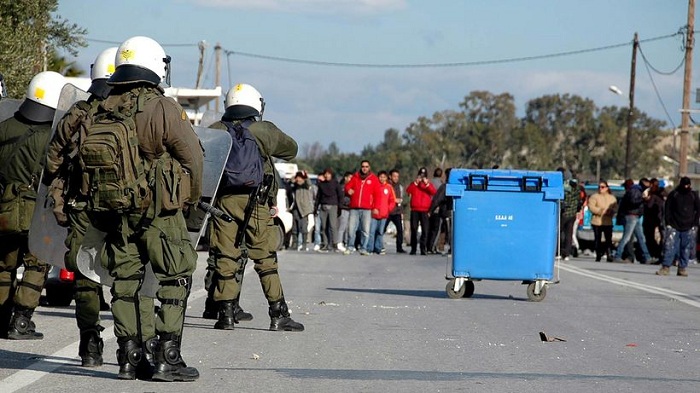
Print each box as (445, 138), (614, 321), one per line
(345, 171), (378, 210)
(372, 182), (396, 219)
(665, 185), (700, 232)
(406, 180), (436, 213)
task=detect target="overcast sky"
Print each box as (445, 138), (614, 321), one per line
(57, 0), (694, 153)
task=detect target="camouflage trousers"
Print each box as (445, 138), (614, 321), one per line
(208, 193), (284, 304)
(89, 210), (196, 341)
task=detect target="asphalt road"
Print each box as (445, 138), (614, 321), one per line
(1, 243), (700, 393)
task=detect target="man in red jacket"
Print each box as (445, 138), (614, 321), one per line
(406, 167), (437, 255)
(344, 160), (379, 255)
(367, 171), (396, 254)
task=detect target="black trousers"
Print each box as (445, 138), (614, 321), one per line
(386, 213), (404, 251)
(410, 211), (429, 253)
(560, 216), (576, 257)
(592, 224), (613, 260)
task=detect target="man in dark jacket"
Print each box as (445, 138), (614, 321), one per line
(386, 169), (406, 253)
(314, 168), (343, 252)
(656, 177), (700, 277)
(614, 179), (653, 264)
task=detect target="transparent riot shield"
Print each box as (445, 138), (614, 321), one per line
(0, 98), (22, 123)
(186, 126), (232, 244)
(77, 125), (232, 293)
(199, 110), (223, 128)
(28, 84), (90, 268)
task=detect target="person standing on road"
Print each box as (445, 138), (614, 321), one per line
(367, 171), (396, 254)
(426, 168), (444, 254)
(314, 168), (343, 252)
(643, 178), (665, 260)
(428, 168), (453, 256)
(558, 168), (580, 261)
(406, 167), (436, 255)
(656, 177), (700, 277)
(207, 83), (304, 333)
(82, 36), (203, 381)
(336, 171), (353, 252)
(588, 180), (617, 262)
(0, 71), (66, 340)
(46, 47), (155, 368)
(614, 179), (654, 264)
(290, 171), (314, 251)
(344, 160), (379, 255)
(386, 169), (406, 254)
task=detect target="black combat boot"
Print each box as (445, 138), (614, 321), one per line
(7, 307), (43, 340)
(116, 338), (143, 380)
(214, 301), (235, 330)
(136, 337), (158, 380)
(234, 302), (253, 322)
(78, 328), (104, 367)
(152, 334), (199, 382)
(269, 299), (304, 332)
(202, 296), (218, 320)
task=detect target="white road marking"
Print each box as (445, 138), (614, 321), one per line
(559, 263), (700, 309)
(0, 288), (205, 393)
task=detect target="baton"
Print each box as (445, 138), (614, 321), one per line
(198, 201), (233, 223)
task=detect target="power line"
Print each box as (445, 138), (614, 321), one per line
(640, 49), (677, 129)
(223, 32), (682, 68)
(85, 38), (197, 47)
(637, 43), (685, 75)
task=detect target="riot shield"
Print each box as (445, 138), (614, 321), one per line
(199, 110), (223, 128)
(0, 98), (22, 123)
(76, 126), (231, 292)
(75, 225), (158, 297)
(28, 84), (90, 268)
(186, 126), (232, 244)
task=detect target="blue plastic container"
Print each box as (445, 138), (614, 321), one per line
(445, 169), (564, 301)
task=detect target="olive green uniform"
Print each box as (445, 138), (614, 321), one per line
(84, 86), (203, 345)
(47, 100), (156, 363)
(208, 120), (297, 305)
(0, 115), (52, 336)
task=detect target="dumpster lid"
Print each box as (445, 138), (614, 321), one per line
(446, 169), (564, 200)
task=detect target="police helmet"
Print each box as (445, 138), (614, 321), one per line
(88, 47), (118, 98)
(223, 83), (265, 121)
(18, 71), (67, 122)
(109, 36), (171, 86)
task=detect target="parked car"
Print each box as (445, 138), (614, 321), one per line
(576, 183), (626, 252)
(17, 265), (75, 307)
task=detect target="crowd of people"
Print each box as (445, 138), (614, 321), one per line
(559, 170), (700, 277)
(283, 161), (454, 257)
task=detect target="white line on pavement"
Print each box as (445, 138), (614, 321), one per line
(0, 288), (206, 393)
(559, 263), (700, 309)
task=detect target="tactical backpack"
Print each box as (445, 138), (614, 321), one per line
(222, 119), (264, 189)
(79, 90), (150, 213)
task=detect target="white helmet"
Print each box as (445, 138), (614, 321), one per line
(90, 47), (118, 80)
(109, 36), (171, 86)
(224, 83), (265, 120)
(18, 71), (66, 122)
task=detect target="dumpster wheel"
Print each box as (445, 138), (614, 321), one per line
(526, 282), (547, 302)
(446, 278), (475, 299)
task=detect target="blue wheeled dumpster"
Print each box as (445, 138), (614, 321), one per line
(444, 169), (564, 301)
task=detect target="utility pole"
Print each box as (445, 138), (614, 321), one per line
(215, 42), (222, 111)
(624, 33), (638, 179)
(679, 0), (695, 177)
(195, 41), (207, 89)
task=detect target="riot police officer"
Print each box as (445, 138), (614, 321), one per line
(46, 47), (156, 368)
(81, 36), (203, 381)
(208, 83), (304, 332)
(0, 71), (67, 339)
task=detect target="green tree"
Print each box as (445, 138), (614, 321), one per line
(0, 0), (86, 97)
